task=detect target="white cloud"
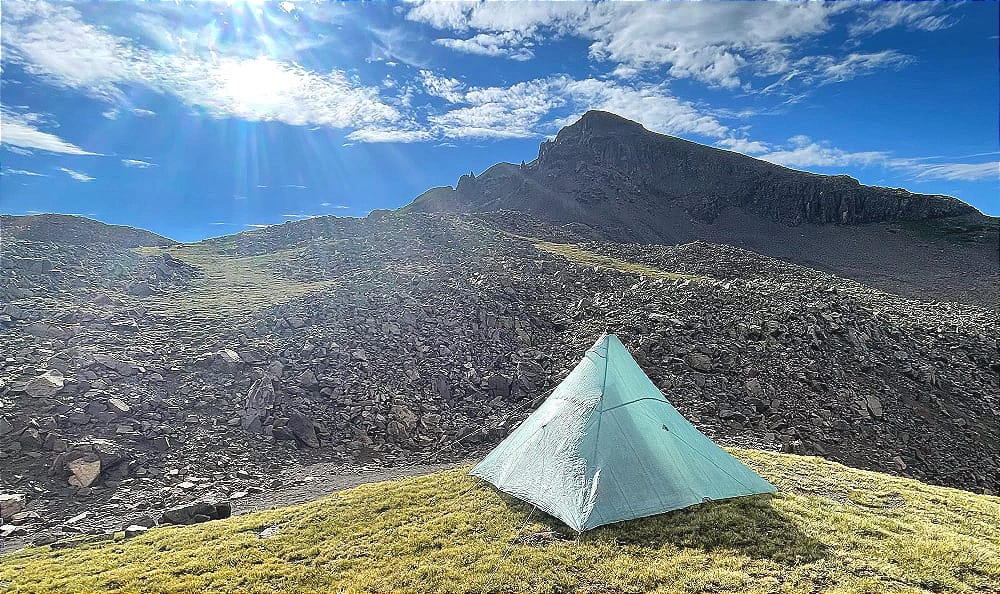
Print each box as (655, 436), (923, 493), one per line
(906, 161), (999, 182)
(141, 55), (401, 129)
(609, 64), (641, 80)
(122, 158), (155, 168)
(716, 137), (771, 154)
(849, 3), (957, 36)
(419, 69), (466, 103)
(434, 32), (534, 61)
(2, 1), (959, 152)
(320, 203), (350, 209)
(420, 75), (729, 141)
(5, 146), (35, 156)
(778, 50), (914, 88)
(758, 136), (888, 168)
(104, 107), (156, 120)
(3, 3), (404, 137)
(406, 1), (587, 33)
(429, 77), (565, 139)
(561, 78), (730, 139)
(245, 224), (271, 229)
(408, 2), (944, 91)
(1, 109), (100, 155)
(2, 1), (134, 102)
(59, 167), (96, 182)
(408, 1), (841, 88)
(346, 127), (435, 143)
(750, 135), (998, 182)
(3, 168), (46, 177)
(367, 25), (432, 68)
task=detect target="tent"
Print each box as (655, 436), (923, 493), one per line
(470, 333), (776, 532)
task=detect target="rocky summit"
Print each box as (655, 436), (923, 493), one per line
(408, 111), (998, 306)
(0, 205), (997, 549)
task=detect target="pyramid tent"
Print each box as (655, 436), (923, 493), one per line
(471, 334), (776, 532)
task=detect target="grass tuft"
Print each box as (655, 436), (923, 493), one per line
(3, 449), (998, 593)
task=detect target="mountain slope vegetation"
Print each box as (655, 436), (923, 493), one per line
(3, 449), (998, 593)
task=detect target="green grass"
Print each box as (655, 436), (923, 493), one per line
(4, 449), (998, 593)
(533, 241), (703, 281)
(133, 244), (336, 322)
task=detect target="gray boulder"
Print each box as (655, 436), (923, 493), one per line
(684, 352), (713, 372)
(0, 494), (26, 520)
(160, 500), (231, 525)
(286, 412), (320, 448)
(20, 370), (65, 398)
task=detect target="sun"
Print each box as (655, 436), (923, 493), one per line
(218, 57), (300, 112)
(209, 0), (302, 114)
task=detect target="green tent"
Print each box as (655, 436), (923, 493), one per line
(471, 333), (776, 532)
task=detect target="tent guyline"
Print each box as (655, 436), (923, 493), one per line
(471, 333), (776, 532)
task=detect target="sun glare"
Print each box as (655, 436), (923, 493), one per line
(218, 57), (298, 111)
(207, 0), (303, 114)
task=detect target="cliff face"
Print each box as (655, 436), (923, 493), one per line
(407, 110), (979, 230)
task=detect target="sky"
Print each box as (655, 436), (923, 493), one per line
(1, 1), (997, 242)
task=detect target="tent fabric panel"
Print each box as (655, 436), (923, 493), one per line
(579, 337), (775, 529)
(469, 334), (610, 531)
(471, 333), (777, 532)
(580, 398), (775, 530)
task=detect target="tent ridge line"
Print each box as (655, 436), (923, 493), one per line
(599, 396), (670, 414)
(579, 335), (612, 527)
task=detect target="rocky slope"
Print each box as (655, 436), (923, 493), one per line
(406, 111), (997, 306)
(1, 214), (175, 248)
(1, 214), (186, 304)
(1, 212), (996, 549)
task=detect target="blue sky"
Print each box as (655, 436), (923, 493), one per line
(1, 1), (997, 242)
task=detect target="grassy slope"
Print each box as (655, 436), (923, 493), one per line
(533, 241), (702, 281)
(4, 450), (998, 593)
(135, 244), (336, 322)
(485, 223), (704, 281)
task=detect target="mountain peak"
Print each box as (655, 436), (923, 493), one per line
(560, 110), (648, 139)
(410, 109), (976, 228)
